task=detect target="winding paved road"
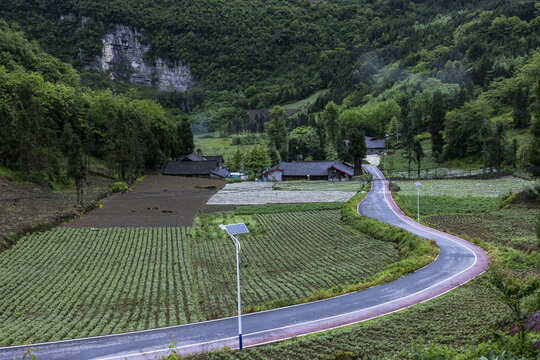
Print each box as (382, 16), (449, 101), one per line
(0, 165), (489, 360)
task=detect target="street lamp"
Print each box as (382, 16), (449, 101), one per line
(383, 152), (387, 173)
(219, 223), (249, 350)
(415, 182), (422, 223)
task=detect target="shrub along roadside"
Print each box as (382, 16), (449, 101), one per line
(243, 192), (439, 313)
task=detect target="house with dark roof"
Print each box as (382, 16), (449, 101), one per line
(163, 153), (229, 178)
(263, 161), (354, 181)
(365, 136), (385, 155)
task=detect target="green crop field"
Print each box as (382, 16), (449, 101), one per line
(0, 210), (399, 345)
(272, 179), (365, 192)
(424, 207), (539, 253)
(393, 177), (535, 216)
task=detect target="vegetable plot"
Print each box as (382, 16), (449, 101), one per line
(0, 210), (399, 345)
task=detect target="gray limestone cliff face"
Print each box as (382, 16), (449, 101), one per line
(97, 25), (195, 92)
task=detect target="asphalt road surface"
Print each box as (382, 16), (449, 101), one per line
(0, 165), (489, 360)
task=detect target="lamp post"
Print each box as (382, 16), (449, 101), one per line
(415, 182), (421, 223)
(219, 223), (249, 350)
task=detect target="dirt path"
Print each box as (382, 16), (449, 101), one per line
(65, 175), (225, 228)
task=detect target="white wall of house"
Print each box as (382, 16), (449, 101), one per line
(266, 171), (282, 181)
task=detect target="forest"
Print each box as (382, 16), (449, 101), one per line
(0, 0), (539, 181)
(0, 20), (194, 197)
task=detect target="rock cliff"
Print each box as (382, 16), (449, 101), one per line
(96, 24), (195, 92)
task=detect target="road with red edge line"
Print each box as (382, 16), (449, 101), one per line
(0, 165), (489, 360)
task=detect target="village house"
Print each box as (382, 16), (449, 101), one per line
(163, 153), (229, 178)
(365, 136), (386, 155)
(263, 161), (354, 181)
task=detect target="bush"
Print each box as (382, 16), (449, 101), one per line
(109, 182), (129, 193)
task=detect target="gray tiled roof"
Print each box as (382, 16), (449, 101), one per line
(365, 136), (385, 149)
(177, 152), (207, 161)
(328, 162), (354, 176)
(264, 161), (353, 177)
(205, 155), (224, 163)
(163, 160), (219, 175)
(211, 168), (230, 178)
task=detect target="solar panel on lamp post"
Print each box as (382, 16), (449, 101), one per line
(415, 182), (422, 223)
(219, 223), (249, 350)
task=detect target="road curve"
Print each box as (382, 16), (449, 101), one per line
(0, 165), (489, 360)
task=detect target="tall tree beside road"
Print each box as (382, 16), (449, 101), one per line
(348, 126), (366, 176)
(413, 139), (424, 178)
(429, 90), (445, 155)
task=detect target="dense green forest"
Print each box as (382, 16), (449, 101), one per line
(0, 20), (194, 194)
(0, 0), (539, 178)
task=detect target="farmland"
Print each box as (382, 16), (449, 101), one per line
(392, 177), (535, 216)
(207, 182), (356, 205)
(0, 210), (399, 345)
(424, 207), (538, 253)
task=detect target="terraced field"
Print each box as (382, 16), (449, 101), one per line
(0, 210), (399, 346)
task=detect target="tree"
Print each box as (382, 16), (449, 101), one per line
(513, 87), (530, 128)
(289, 126), (321, 161)
(413, 139), (424, 178)
(524, 81), (540, 177)
(488, 265), (539, 355)
(510, 138), (518, 169)
(385, 116), (400, 149)
(267, 145), (280, 166)
(444, 99), (493, 159)
(321, 101), (339, 149)
(230, 147), (243, 172)
(177, 117), (194, 156)
(266, 106), (287, 154)
(429, 90), (445, 155)
(482, 121), (507, 172)
(401, 117), (415, 179)
(244, 144), (271, 179)
(348, 126), (366, 176)
(67, 134), (87, 205)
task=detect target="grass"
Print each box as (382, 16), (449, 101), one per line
(281, 89), (328, 110)
(194, 135), (255, 161)
(0, 210), (401, 345)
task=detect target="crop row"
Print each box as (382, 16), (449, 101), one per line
(0, 227), (195, 346)
(191, 210), (399, 318)
(394, 177), (533, 198)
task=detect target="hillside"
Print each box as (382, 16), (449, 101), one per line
(0, 20), (187, 188)
(0, 1), (539, 175)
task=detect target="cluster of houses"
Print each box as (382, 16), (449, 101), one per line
(163, 136), (385, 181)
